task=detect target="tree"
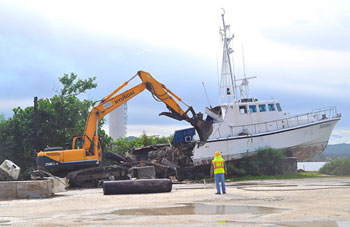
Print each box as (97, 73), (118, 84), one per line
(319, 158), (350, 176)
(112, 132), (171, 155)
(231, 147), (286, 177)
(0, 73), (110, 179)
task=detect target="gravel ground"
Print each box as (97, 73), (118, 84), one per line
(1, 177), (350, 226)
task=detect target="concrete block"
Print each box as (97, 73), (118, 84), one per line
(0, 178), (67, 200)
(0, 181), (17, 200)
(48, 177), (67, 194)
(15, 180), (51, 199)
(130, 166), (155, 179)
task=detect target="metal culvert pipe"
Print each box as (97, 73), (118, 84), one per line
(103, 179), (172, 195)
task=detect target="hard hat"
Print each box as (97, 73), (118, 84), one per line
(215, 152), (221, 157)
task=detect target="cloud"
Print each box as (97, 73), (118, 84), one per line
(0, 98), (34, 115)
(329, 128), (350, 144)
(259, 7), (350, 51)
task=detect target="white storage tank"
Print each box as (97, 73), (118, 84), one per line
(109, 103), (127, 140)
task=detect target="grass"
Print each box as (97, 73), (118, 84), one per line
(202, 172), (325, 183)
(228, 172), (323, 182)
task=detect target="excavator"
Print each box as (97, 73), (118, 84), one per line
(36, 70), (213, 186)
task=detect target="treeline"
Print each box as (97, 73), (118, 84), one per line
(0, 73), (109, 178)
(112, 133), (172, 155)
(319, 158), (350, 176)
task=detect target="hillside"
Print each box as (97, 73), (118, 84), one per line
(309, 143), (350, 161)
(323, 143), (350, 157)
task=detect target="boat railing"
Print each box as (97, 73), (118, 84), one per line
(230, 106), (339, 136)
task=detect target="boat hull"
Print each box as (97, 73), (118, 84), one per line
(193, 118), (340, 166)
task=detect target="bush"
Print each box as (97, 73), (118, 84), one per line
(112, 132), (172, 155)
(230, 147), (286, 177)
(319, 158), (350, 176)
(226, 162), (246, 176)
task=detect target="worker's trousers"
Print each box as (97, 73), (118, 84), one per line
(214, 173), (226, 193)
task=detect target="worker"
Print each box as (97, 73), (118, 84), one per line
(210, 151), (227, 194)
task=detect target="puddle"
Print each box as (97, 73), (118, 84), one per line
(112, 203), (285, 216)
(0, 219), (11, 226)
(214, 220), (350, 227)
(275, 220), (350, 227)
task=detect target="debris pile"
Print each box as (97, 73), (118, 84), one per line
(126, 142), (210, 181)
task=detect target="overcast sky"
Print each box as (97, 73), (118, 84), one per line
(0, 0), (349, 144)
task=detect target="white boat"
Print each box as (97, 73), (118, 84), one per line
(191, 12), (341, 166)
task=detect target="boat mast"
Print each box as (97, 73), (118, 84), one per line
(219, 10), (237, 105)
(237, 45), (256, 100)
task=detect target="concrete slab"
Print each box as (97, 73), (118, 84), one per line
(0, 177), (67, 200)
(130, 166), (156, 179)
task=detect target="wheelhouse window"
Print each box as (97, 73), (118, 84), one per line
(239, 105), (247, 114)
(249, 105), (257, 113)
(276, 103), (282, 111)
(259, 104), (266, 112)
(268, 104), (275, 111)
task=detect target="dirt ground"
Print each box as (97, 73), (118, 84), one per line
(1, 177), (350, 226)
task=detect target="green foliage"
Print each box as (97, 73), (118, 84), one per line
(59, 73), (97, 97)
(0, 73), (107, 179)
(226, 162), (246, 176)
(112, 132), (171, 155)
(0, 113), (6, 123)
(35, 96), (94, 149)
(319, 158), (350, 175)
(226, 172), (322, 182)
(205, 172), (322, 183)
(0, 110), (33, 173)
(230, 147), (286, 177)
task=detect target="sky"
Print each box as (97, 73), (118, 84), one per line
(0, 0), (349, 144)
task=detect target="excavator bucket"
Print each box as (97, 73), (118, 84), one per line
(160, 109), (213, 143)
(191, 118), (213, 143)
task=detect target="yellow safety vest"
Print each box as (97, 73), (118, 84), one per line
(212, 157), (225, 174)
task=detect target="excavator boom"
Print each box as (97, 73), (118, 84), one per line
(84, 70), (212, 146)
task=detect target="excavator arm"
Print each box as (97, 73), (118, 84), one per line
(82, 70), (212, 151)
(137, 71), (213, 142)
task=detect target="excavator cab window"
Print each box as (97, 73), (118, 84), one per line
(73, 137), (83, 149)
(86, 141), (95, 156)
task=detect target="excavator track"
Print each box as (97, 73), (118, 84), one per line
(66, 165), (129, 188)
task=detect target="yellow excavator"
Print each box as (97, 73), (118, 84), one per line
(36, 71), (212, 186)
